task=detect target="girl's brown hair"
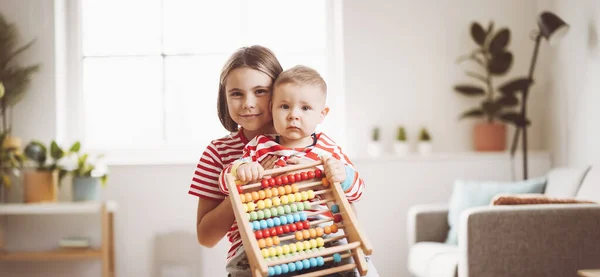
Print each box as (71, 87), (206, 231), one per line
(217, 45), (283, 132)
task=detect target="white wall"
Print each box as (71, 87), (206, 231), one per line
(0, 0), (58, 143)
(0, 1), (558, 277)
(343, 0), (547, 157)
(540, 0), (600, 167)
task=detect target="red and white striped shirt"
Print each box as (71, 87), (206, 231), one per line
(188, 129), (249, 261)
(219, 133), (365, 203)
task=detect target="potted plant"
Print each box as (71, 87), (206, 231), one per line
(454, 21), (532, 151)
(367, 127), (382, 157)
(70, 150), (108, 202)
(0, 83), (25, 203)
(0, 14), (41, 150)
(393, 126), (410, 156)
(417, 127), (432, 155)
(0, 130), (24, 203)
(23, 140), (79, 203)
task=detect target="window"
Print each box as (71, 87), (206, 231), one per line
(67, 0), (344, 164)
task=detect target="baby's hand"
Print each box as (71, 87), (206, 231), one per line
(236, 162), (264, 182)
(323, 156), (346, 184)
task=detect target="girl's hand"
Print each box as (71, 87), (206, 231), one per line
(260, 155), (279, 170)
(236, 162), (264, 182)
(323, 156), (346, 184)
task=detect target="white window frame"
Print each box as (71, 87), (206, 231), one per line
(63, 0), (346, 165)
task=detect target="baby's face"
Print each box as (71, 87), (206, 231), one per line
(271, 83), (328, 144)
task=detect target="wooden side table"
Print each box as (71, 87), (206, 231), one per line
(579, 269), (600, 277)
(0, 201), (117, 277)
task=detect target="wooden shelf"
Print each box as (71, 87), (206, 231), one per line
(0, 201), (118, 215)
(0, 248), (102, 261)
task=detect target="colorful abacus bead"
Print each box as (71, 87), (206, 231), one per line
(331, 204), (340, 213)
(315, 169), (322, 178)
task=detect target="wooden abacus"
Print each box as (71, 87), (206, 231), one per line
(226, 159), (373, 277)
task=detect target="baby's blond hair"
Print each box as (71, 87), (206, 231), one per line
(274, 65), (327, 95)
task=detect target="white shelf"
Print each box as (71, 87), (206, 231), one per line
(0, 201), (118, 215)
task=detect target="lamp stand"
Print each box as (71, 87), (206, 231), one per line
(513, 32), (542, 180)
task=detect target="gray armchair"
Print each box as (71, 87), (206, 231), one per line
(407, 166), (600, 277)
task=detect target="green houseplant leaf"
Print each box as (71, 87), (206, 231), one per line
(496, 95), (519, 106)
(460, 108), (485, 119)
(24, 140), (47, 168)
(488, 28), (510, 53)
(454, 85), (485, 96)
(488, 51), (513, 75)
(50, 140), (64, 161)
(499, 77), (533, 95)
(69, 141), (81, 153)
(470, 22), (486, 46)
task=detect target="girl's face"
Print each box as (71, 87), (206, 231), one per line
(225, 67), (274, 136)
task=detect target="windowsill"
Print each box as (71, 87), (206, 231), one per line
(353, 151), (552, 163)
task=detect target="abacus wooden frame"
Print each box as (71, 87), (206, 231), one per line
(226, 159), (373, 277)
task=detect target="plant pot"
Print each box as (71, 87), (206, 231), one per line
(3, 135), (22, 150)
(474, 122), (506, 151)
(72, 176), (101, 202)
(393, 142), (410, 156)
(366, 141), (383, 157)
(23, 170), (58, 203)
(418, 142), (432, 155)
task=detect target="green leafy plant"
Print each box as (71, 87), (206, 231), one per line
(454, 21), (533, 125)
(419, 128), (431, 142)
(0, 14), (40, 133)
(372, 127), (380, 142)
(396, 126), (407, 141)
(0, 130), (23, 188)
(72, 152), (109, 186)
(24, 140), (80, 182)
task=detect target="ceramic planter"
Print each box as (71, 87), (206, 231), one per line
(474, 122), (506, 151)
(418, 142), (432, 155)
(393, 142), (410, 156)
(367, 141), (382, 157)
(72, 176), (101, 202)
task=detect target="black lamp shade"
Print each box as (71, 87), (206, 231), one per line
(537, 11), (569, 45)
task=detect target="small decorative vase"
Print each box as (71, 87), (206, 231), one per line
(23, 170), (58, 203)
(393, 142), (410, 156)
(418, 142), (432, 155)
(367, 141), (382, 157)
(72, 177), (100, 202)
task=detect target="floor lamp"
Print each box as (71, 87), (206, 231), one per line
(513, 11), (569, 179)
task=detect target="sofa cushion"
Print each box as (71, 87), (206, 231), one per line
(444, 177), (546, 245)
(544, 166), (591, 198)
(576, 165), (600, 202)
(491, 194), (596, 205)
(408, 242), (458, 277)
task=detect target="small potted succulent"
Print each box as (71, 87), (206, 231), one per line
(367, 127), (382, 157)
(23, 140), (79, 203)
(417, 127), (432, 155)
(393, 126), (410, 156)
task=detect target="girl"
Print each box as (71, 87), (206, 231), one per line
(188, 45), (283, 275)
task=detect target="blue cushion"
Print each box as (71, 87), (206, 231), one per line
(444, 177), (547, 245)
